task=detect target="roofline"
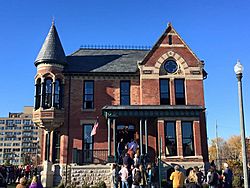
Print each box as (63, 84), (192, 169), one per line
(141, 23), (203, 65)
(63, 71), (140, 76)
(67, 47), (150, 56)
(34, 59), (67, 67)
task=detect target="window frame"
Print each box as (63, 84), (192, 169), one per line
(54, 79), (63, 109)
(174, 79), (186, 105)
(43, 77), (53, 109)
(82, 124), (94, 163)
(168, 35), (172, 45)
(83, 80), (94, 109)
(160, 79), (170, 105)
(181, 121), (195, 156)
(120, 80), (130, 105)
(35, 78), (41, 110)
(52, 131), (60, 163)
(164, 121), (177, 156)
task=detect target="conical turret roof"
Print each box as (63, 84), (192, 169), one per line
(35, 22), (67, 66)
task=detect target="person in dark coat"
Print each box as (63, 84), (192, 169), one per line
(222, 163), (233, 188)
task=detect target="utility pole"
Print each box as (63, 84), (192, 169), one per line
(215, 120), (220, 170)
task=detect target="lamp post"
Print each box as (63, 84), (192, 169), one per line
(234, 60), (249, 188)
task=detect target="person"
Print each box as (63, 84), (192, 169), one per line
(16, 177), (27, 188)
(185, 169), (199, 188)
(139, 164), (147, 188)
(134, 153), (140, 167)
(112, 164), (119, 188)
(119, 164), (129, 188)
(146, 163), (155, 188)
(29, 176), (43, 188)
(207, 166), (219, 188)
(117, 138), (125, 163)
(170, 165), (185, 188)
(222, 163), (233, 188)
(25, 164), (31, 179)
(132, 166), (141, 188)
(128, 138), (138, 153)
(0, 171), (7, 188)
(193, 166), (204, 187)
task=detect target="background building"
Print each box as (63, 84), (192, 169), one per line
(33, 22), (208, 168)
(0, 106), (41, 165)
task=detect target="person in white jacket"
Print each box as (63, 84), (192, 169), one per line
(119, 164), (129, 188)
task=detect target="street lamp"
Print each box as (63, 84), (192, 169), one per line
(234, 60), (249, 188)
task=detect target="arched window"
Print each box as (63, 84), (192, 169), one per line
(35, 78), (41, 110)
(43, 78), (53, 109)
(54, 79), (63, 109)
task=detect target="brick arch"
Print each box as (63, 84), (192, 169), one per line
(154, 51), (190, 75)
(42, 72), (55, 81)
(35, 74), (43, 83)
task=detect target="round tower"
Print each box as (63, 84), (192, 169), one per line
(32, 22), (66, 168)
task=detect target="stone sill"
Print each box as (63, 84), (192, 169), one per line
(81, 108), (96, 112)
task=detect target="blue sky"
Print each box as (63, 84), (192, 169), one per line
(0, 0), (249, 141)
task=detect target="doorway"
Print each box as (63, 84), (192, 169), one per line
(117, 124), (135, 145)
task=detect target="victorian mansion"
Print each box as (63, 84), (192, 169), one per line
(32, 22), (209, 168)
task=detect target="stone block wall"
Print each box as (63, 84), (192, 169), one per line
(57, 164), (112, 187)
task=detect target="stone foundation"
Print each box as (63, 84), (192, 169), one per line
(55, 163), (112, 187)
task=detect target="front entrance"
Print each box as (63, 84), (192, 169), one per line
(117, 124), (135, 146)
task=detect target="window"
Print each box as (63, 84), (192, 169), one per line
(0, 120), (5, 124)
(182, 122), (195, 156)
(52, 131), (60, 163)
(54, 79), (63, 109)
(6, 120), (13, 125)
(82, 124), (93, 163)
(83, 81), (94, 109)
(160, 79), (170, 105)
(120, 81), (130, 105)
(23, 120), (31, 125)
(168, 35), (172, 45)
(35, 78), (41, 110)
(165, 122), (177, 156)
(43, 78), (53, 109)
(14, 120), (21, 124)
(174, 79), (185, 105)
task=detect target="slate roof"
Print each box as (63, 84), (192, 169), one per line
(65, 49), (149, 73)
(35, 23), (67, 66)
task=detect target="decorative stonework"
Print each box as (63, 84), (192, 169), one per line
(155, 51), (190, 75)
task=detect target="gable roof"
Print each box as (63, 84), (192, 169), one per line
(141, 23), (202, 66)
(35, 22), (67, 66)
(65, 49), (149, 73)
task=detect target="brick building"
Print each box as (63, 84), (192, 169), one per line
(33, 22), (208, 168)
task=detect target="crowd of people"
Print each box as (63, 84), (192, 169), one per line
(113, 138), (158, 188)
(112, 138), (234, 188)
(169, 162), (233, 188)
(0, 164), (42, 188)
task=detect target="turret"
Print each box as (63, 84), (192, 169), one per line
(34, 21), (67, 66)
(33, 22), (66, 111)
